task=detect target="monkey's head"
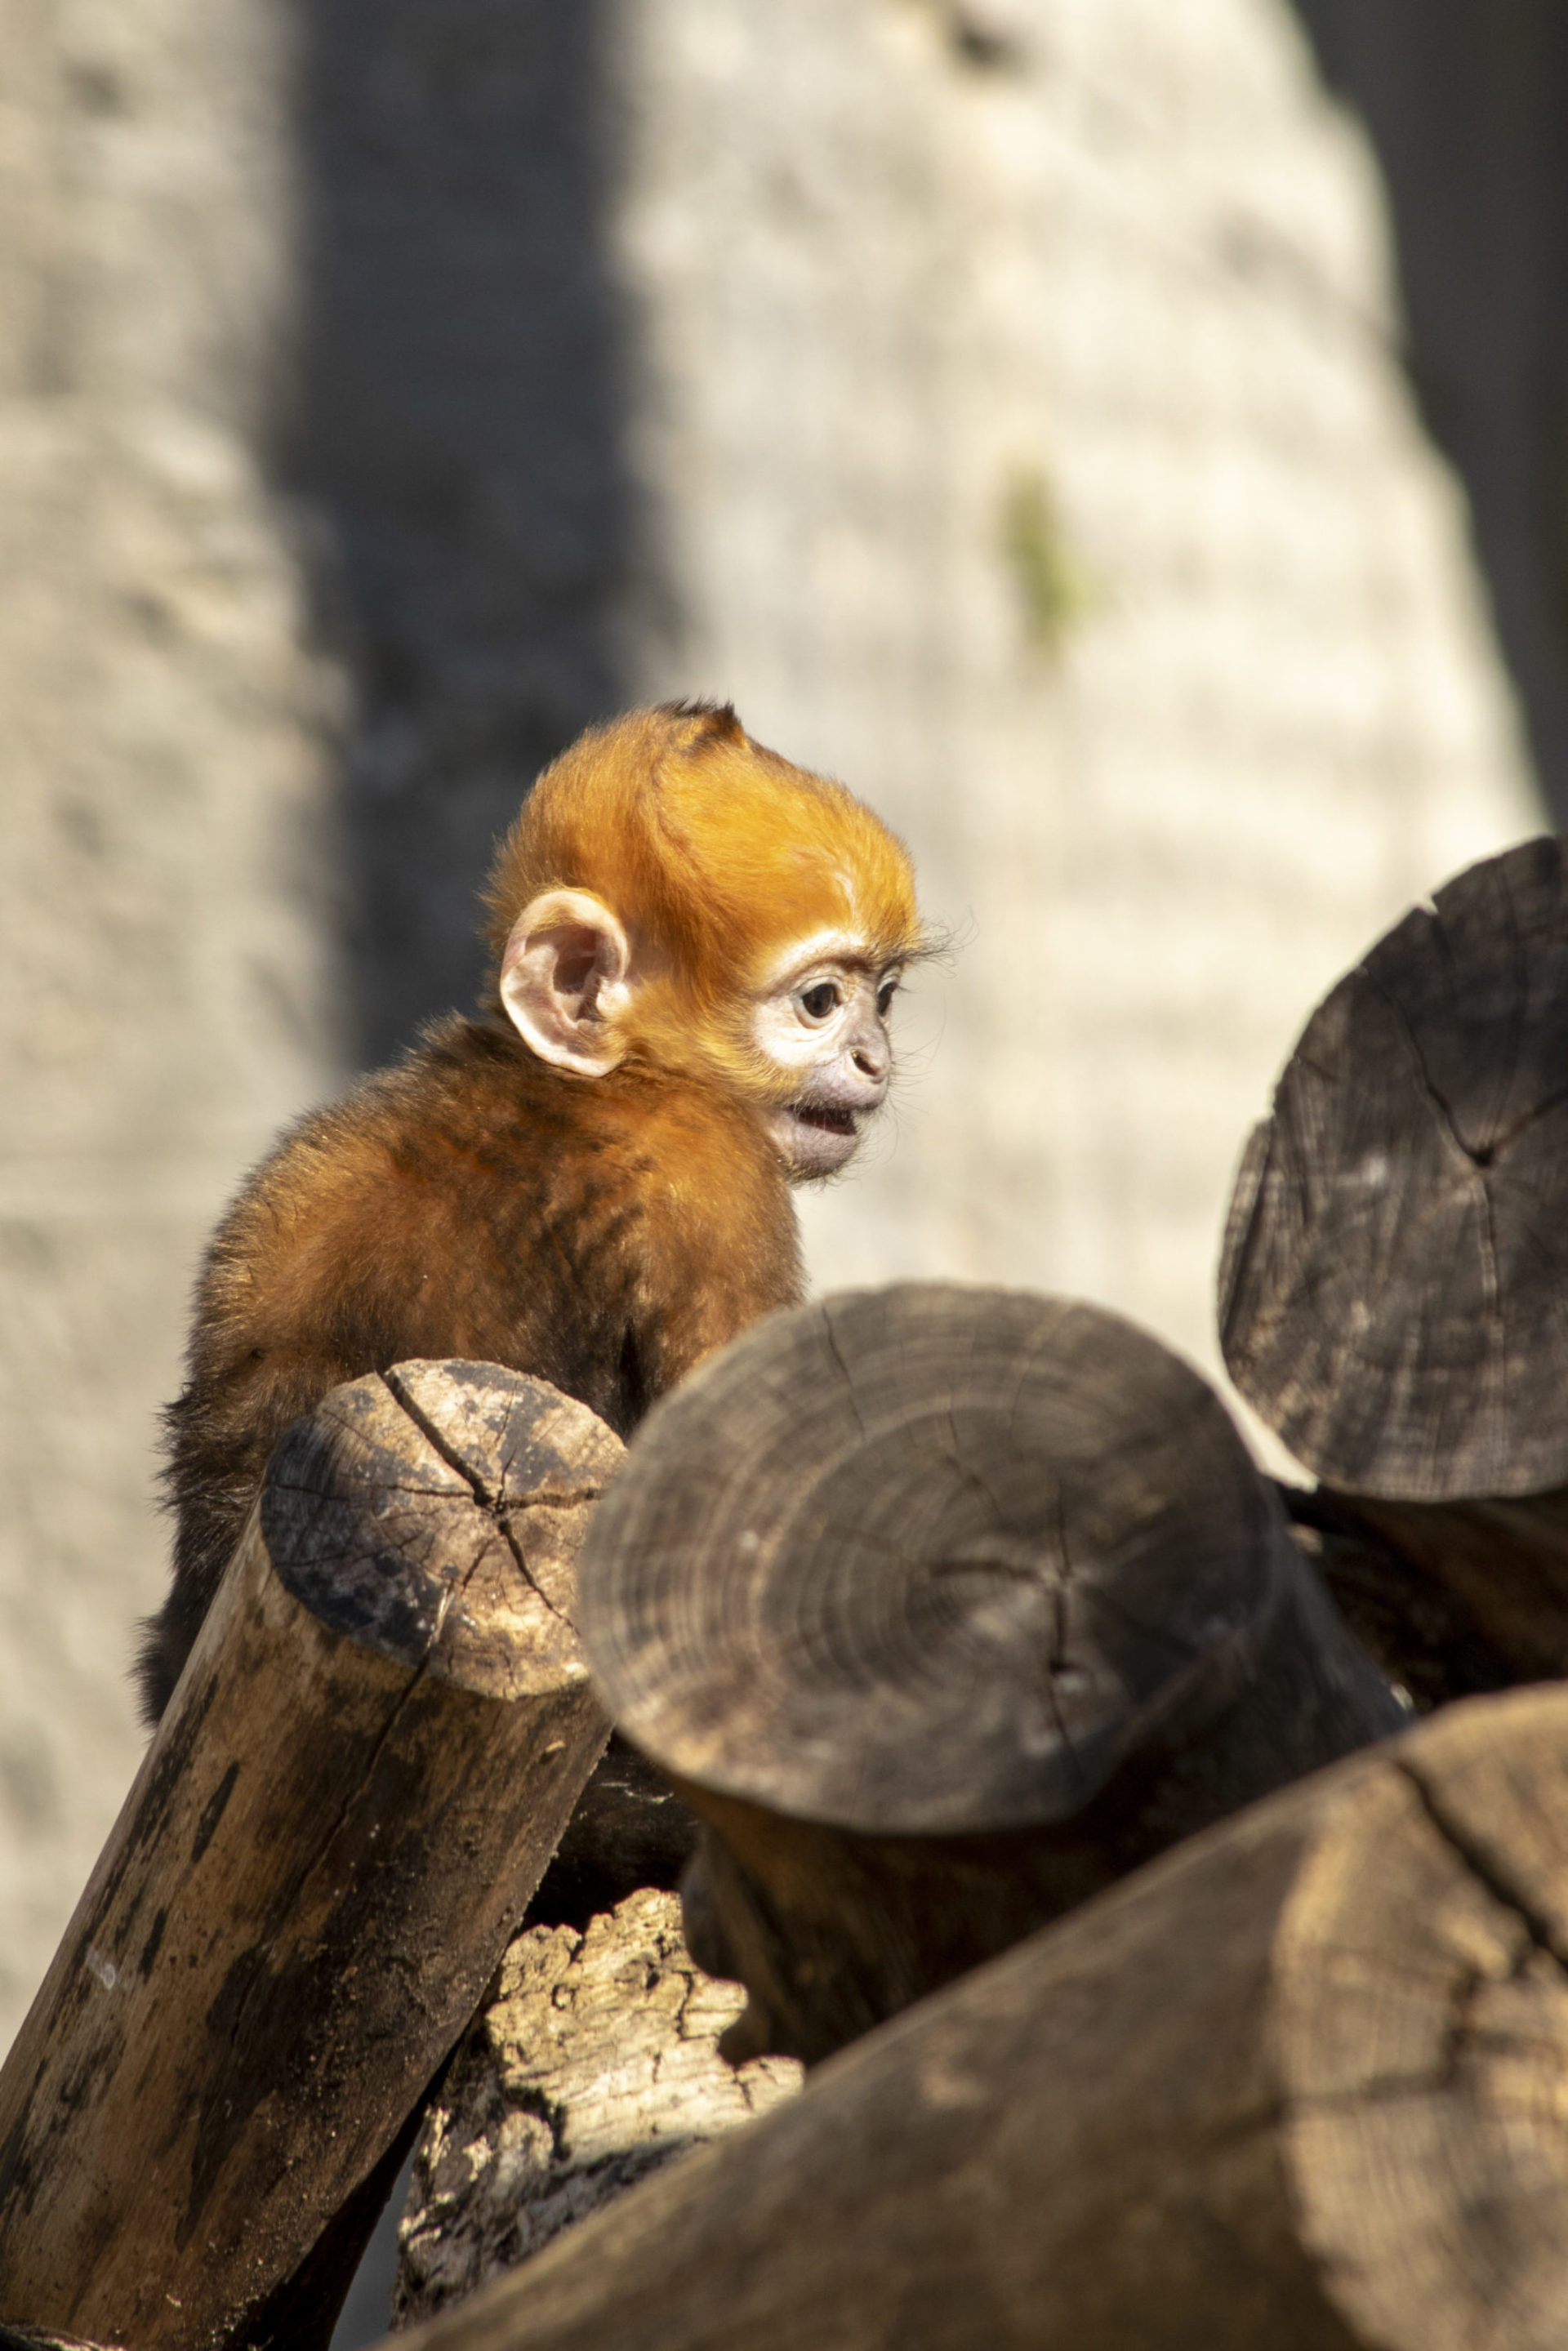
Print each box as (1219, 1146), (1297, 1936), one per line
(485, 702), (924, 1178)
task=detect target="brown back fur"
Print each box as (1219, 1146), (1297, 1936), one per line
(147, 1018), (800, 1718)
(144, 701), (912, 1721)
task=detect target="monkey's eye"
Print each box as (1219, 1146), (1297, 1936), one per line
(876, 976), (900, 1018)
(797, 980), (842, 1022)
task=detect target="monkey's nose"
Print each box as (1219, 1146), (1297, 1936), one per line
(850, 1032), (890, 1088)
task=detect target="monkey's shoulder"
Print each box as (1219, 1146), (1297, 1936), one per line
(200, 1018), (788, 1313)
(404, 1019), (791, 1215)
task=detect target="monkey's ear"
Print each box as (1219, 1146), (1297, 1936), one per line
(499, 890), (635, 1076)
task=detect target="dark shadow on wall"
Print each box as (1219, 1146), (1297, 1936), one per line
(1290, 0), (1568, 830)
(274, 0), (641, 1064)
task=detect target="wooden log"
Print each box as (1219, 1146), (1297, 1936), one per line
(373, 1684), (1568, 2351)
(1219, 839), (1568, 1689)
(1220, 835), (1568, 1500)
(1283, 1481), (1565, 1698)
(0, 1360), (619, 2351)
(578, 1285), (1401, 2062)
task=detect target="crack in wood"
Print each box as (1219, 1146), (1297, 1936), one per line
(1396, 1754), (1568, 1975)
(381, 1367), (582, 1631)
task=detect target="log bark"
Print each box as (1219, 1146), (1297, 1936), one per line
(0, 1360), (618, 2351)
(392, 1890), (800, 2325)
(578, 1285), (1401, 2061)
(1219, 835), (1568, 1500)
(376, 1684), (1568, 2351)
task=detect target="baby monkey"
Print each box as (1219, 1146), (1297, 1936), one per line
(141, 699), (923, 1720)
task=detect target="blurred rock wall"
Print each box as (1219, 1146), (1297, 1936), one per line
(599, 0), (1539, 1331)
(1293, 0), (1568, 828)
(0, 0), (348, 2033)
(0, 0), (1548, 2050)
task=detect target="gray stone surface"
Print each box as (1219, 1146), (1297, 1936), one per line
(0, 0), (1552, 2060)
(390, 1890), (800, 2326)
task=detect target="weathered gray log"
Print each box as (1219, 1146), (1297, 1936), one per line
(579, 1285), (1401, 2062)
(1218, 837), (1568, 1690)
(0, 1360), (618, 2351)
(392, 1890), (800, 2325)
(1220, 835), (1568, 1500)
(375, 1683), (1568, 2351)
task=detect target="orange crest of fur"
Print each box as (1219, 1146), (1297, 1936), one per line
(485, 702), (922, 1084)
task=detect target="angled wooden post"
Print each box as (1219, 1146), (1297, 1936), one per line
(0, 1360), (619, 2351)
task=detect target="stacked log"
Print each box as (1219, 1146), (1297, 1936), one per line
(1220, 836), (1568, 1699)
(380, 1683), (1568, 2351)
(576, 1284), (1401, 2064)
(12, 838), (1568, 2342)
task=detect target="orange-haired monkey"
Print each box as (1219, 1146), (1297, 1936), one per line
(140, 701), (923, 1720)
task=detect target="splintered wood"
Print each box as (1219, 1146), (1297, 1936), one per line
(393, 1890), (800, 2324)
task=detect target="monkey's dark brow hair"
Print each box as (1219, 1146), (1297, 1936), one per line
(657, 695), (742, 737)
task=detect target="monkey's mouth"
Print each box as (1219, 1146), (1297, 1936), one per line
(794, 1102), (857, 1137)
(768, 1097), (864, 1178)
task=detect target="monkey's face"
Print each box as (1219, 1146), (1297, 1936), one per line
(750, 936), (901, 1180)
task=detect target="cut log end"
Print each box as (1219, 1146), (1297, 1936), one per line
(1220, 836), (1568, 1501)
(575, 1285), (1397, 2068)
(263, 1358), (622, 1699)
(579, 1285), (1297, 1836)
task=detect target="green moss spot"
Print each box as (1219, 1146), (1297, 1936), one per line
(1000, 466), (1098, 657)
